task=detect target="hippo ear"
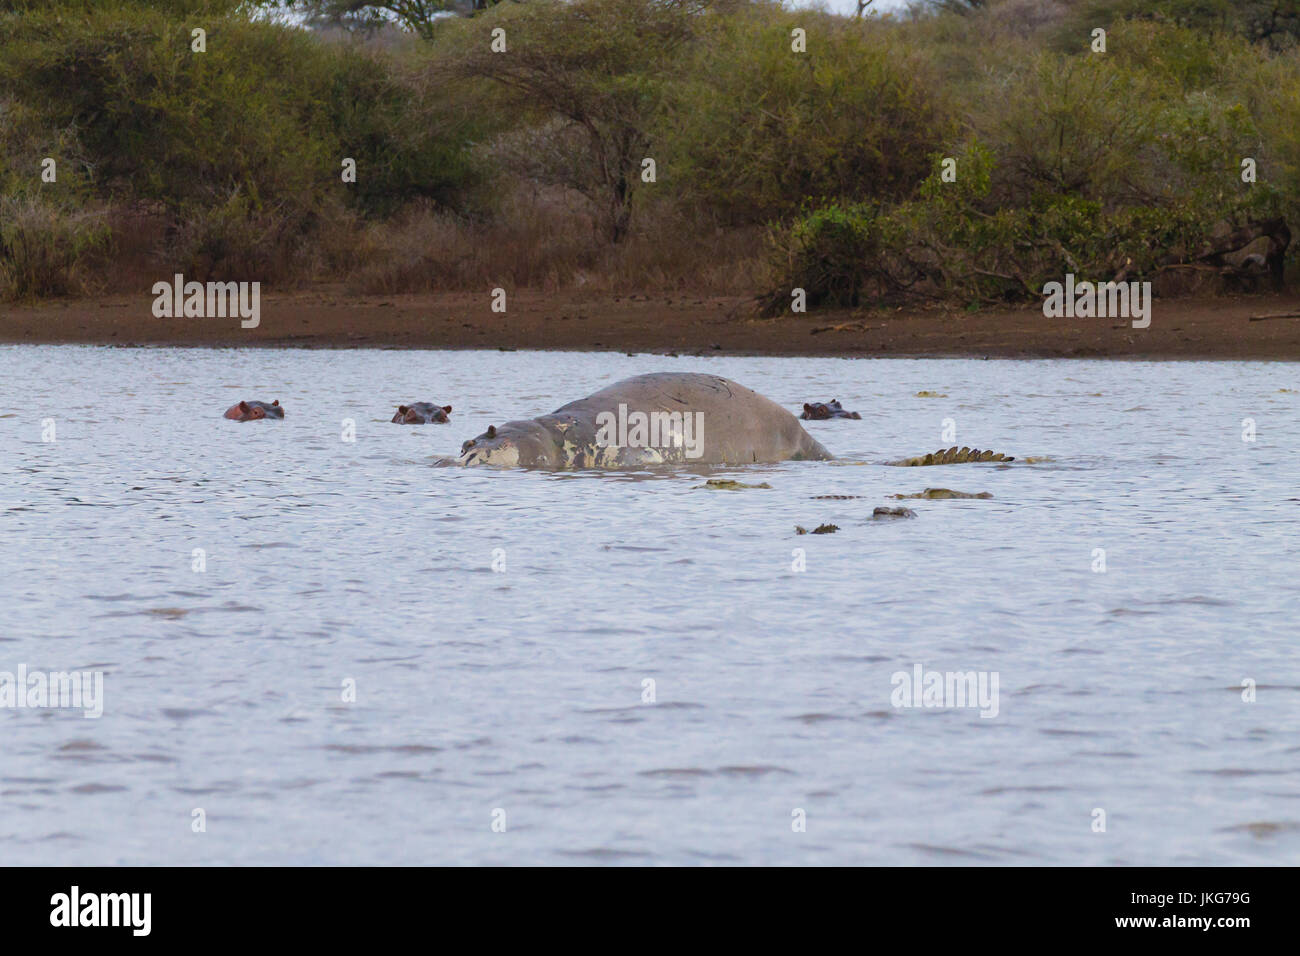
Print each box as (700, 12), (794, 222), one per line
(442, 405), (452, 413)
(272, 400), (279, 406)
(486, 425), (497, 439)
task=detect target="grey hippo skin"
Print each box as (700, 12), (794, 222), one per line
(458, 372), (833, 468)
(392, 402), (452, 424)
(224, 400), (283, 421)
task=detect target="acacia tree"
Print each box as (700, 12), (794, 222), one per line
(439, 0), (705, 242)
(274, 0), (507, 38)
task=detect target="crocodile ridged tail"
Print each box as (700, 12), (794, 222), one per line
(888, 447), (1014, 466)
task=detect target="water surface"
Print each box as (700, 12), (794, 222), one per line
(2, 346), (1298, 865)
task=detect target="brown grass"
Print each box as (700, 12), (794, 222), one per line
(72, 184), (768, 301)
(0, 195), (112, 300)
(344, 186), (768, 296)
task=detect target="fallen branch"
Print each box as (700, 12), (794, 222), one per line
(1248, 311), (1300, 322)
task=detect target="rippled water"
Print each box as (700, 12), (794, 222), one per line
(2, 345), (1298, 865)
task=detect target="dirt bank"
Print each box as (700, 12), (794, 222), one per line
(4, 287), (1300, 358)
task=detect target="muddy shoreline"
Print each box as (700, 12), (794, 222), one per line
(4, 288), (1300, 359)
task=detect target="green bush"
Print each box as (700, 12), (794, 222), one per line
(764, 131), (1277, 312)
(661, 7), (948, 224)
(1056, 0), (1300, 51)
(0, 1), (492, 288)
(0, 7), (481, 212)
(3, 0), (1299, 303)
(766, 202), (883, 310)
(764, 13), (1297, 312)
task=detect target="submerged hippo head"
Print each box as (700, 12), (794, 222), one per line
(224, 400), (283, 421)
(392, 402), (452, 424)
(801, 399), (861, 421)
(457, 420), (560, 468)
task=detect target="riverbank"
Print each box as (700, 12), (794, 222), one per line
(4, 288), (1300, 358)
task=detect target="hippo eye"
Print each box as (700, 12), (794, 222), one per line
(461, 439), (476, 453)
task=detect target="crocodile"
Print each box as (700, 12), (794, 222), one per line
(887, 447), (1013, 466)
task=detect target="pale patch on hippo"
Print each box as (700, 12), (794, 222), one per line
(594, 403), (704, 459)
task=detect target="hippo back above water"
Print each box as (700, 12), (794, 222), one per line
(224, 400), (283, 421)
(457, 372), (832, 468)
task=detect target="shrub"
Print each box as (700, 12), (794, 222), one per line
(763, 135), (1278, 311)
(433, 0), (702, 242)
(1056, 0), (1300, 51)
(661, 7), (948, 224)
(0, 193), (111, 300)
(0, 3), (485, 268)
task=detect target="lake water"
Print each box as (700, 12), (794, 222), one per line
(2, 346), (1298, 865)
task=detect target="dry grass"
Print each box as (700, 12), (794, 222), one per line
(344, 186), (768, 295)
(16, 182), (767, 301)
(0, 195), (111, 300)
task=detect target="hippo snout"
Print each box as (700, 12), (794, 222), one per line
(224, 400), (283, 421)
(392, 402), (452, 424)
(801, 399), (860, 421)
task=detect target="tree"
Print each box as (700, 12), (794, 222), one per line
(274, 0), (507, 38)
(922, 0), (987, 13)
(440, 0), (705, 242)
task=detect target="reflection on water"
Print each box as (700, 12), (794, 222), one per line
(2, 346), (1299, 865)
